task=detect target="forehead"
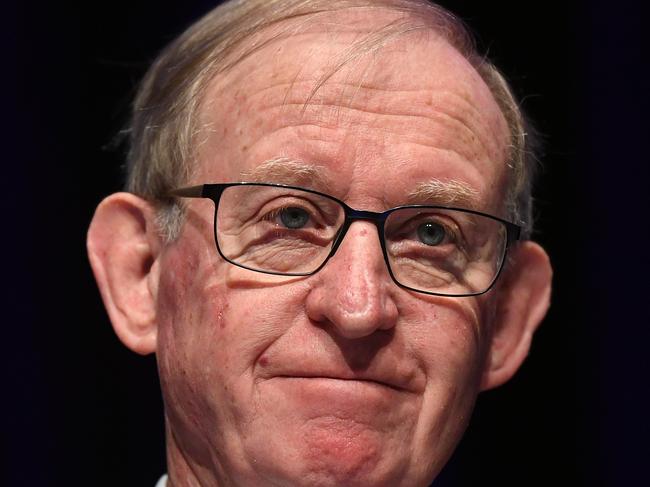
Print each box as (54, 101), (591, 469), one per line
(194, 8), (510, 211)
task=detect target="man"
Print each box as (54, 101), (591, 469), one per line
(87, 0), (552, 485)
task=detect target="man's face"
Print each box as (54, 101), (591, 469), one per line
(156, 12), (510, 487)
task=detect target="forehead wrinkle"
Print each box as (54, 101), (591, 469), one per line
(264, 30), (507, 163)
(250, 79), (453, 101)
(197, 10), (510, 213)
(202, 21), (508, 166)
(254, 101), (492, 165)
(242, 76), (506, 164)
(302, 21), (428, 112)
(240, 121), (490, 203)
(239, 157), (332, 190)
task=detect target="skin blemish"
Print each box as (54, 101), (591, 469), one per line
(214, 301), (230, 329)
(359, 229), (368, 237)
(258, 355), (269, 367)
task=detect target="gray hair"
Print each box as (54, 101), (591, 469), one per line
(126, 0), (538, 241)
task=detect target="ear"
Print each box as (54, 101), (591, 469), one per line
(87, 192), (162, 355)
(480, 241), (552, 390)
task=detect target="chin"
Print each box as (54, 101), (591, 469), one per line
(243, 421), (421, 487)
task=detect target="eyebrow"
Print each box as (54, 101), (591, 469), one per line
(406, 179), (481, 209)
(239, 157), (332, 191)
(240, 160), (481, 210)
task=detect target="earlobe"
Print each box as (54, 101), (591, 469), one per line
(480, 241), (552, 391)
(87, 192), (161, 355)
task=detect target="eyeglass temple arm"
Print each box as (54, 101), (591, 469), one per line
(507, 223), (522, 244)
(168, 185), (205, 198)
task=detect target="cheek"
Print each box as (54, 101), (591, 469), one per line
(407, 298), (485, 373)
(398, 303), (487, 474)
(157, 243), (225, 356)
(430, 305), (487, 388)
(154, 242), (237, 453)
(405, 301), (486, 414)
(154, 240), (304, 448)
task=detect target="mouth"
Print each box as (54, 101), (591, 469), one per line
(271, 374), (414, 394)
(254, 349), (424, 395)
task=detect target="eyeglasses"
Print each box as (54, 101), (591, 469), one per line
(169, 182), (521, 297)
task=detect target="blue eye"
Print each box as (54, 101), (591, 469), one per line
(417, 222), (446, 246)
(280, 207), (310, 229)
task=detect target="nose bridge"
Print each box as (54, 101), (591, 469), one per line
(329, 212), (388, 285)
(306, 218), (398, 339)
(338, 218), (385, 278)
(330, 209), (385, 258)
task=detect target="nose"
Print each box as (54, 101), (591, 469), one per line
(305, 221), (399, 339)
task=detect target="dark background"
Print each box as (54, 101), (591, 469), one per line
(4, 0), (648, 485)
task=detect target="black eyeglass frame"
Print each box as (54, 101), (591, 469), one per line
(170, 182), (521, 297)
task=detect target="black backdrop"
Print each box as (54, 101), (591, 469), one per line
(3, 1), (649, 485)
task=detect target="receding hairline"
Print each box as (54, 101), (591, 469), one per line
(195, 3), (486, 122)
(126, 0), (536, 241)
(194, 7), (510, 189)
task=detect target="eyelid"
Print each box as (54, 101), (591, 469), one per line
(258, 196), (329, 228)
(431, 217), (467, 248)
(390, 211), (459, 238)
(392, 212), (474, 256)
(433, 219), (461, 243)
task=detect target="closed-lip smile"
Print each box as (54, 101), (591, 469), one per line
(275, 374), (411, 393)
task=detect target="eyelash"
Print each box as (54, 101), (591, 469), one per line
(261, 205), (317, 227)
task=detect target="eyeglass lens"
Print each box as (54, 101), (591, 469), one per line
(215, 184), (507, 296)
